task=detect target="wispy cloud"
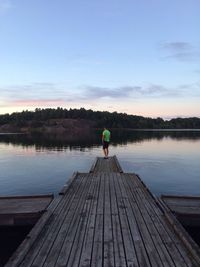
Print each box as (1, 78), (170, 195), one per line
(7, 99), (66, 107)
(0, 82), (75, 108)
(0, 0), (13, 14)
(81, 84), (177, 100)
(82, 86), (140, 99)
(178, 82), (200, 97)
(1, 81), (199, 110)
(160, 41), (200, 62)
(161, 42), (192, 51)
(0, 83), (66, 99)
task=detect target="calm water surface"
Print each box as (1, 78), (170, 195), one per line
(0, 130), (200, 197)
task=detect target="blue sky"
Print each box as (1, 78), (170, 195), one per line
(0, 0), (199, 118)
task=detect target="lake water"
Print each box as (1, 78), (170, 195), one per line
(0, 130), (200, 197)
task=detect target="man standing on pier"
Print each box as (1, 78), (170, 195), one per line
(102, 127), (111, 159)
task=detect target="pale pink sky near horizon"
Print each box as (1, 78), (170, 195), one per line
(0, 94), (199, 119)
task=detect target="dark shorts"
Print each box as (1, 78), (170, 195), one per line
(103, 141), (109, 149)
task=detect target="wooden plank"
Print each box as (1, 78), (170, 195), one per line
(92, 156), (124, 173)
(113, 173), (140, 267)
(161, 195), (200, 215)
(89, 157), (98, 173)
(14, 173), (86, 267)
(158, 198), (200, 267)
(0, 194), (53, 226)
(5, 156), (200, 267)
(92, 157), (101, 173)
(110, 172), (127, 267)
(4, 195), (62, 267)
(103, 173), (114, 266)
(32, 173), (92, 267)
(61, 173), (98, 267)
(0, 194), (54, 200)
(113, 155), (123, 173)
(162, 195), (200, 200)
(78, 173), (101, 266)
(134, 173), (200, 266)
(161, 199), (200, 208)
(163, 205), (200, 215)
(0, 212), (43, 226)
(59, 171), (79, 195)
(130, 173), (199, 267)
(91, 173), (104, 267)
(118, 173), (165, 267)
(0, 196), (53, 214)
(124, 173), (183, 267)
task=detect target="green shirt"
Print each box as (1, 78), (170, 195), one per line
(102, 129), (111, 142)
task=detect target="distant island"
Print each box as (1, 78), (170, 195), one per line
(0, 108), (200, 133)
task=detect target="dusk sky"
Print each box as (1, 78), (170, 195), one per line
(0, 0), (199, 118)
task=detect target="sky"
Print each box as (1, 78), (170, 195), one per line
(0, 0), (200, 119)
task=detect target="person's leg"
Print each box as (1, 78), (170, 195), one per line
(103, 141), (107, 157)
(106, 142), (109, 158)
(104, 148), (108, 157)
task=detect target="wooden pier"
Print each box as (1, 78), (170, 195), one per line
(161, 195), (200, 227)
(0, 195), (53, 226)
(5, 156), (200, 267)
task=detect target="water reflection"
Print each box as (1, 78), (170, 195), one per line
(0, 130), (200, 151)
(0, 130), (200, 197)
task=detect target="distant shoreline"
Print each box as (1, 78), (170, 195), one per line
(1, 128), (200, 135)
(1, 108), (200, 132)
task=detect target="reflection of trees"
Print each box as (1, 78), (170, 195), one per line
(0, 130), (200, 151)
(0, 131), (99, 151)
(110, 130), (200, 145)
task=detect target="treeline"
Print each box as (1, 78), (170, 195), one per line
(0, 107), (200, 129)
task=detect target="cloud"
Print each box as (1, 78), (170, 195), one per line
(0, 0), (13, 14)
(161, 42), (192, 51)
(0, 83), (77, 109)
(1, 81), (199, 110)
(83, 86), (141, 99)
(8, 99), (66, 107)
(82, 84), (175, 100)
(0, 83), (64, 99)
(178, 82), (200, 97)
(160, 41), (200, 62)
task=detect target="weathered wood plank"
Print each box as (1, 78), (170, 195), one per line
(124, 174), (182, 267)
(89, 157), (98, 173)
(0, 193), (53, 227)
(59, 171), (79, 195)
(5, 157), (200, 267)
(4, 195), (62, 267)
(103, 173), (115, 266)
(118, 173), (166, 267)
(113, 155), (123, 173)
(78, 173), (101, 266)
(161, 195), (200, 215)
(158, 198), (200, 267)
(114, 173), (140, 267)
(92, 156), (123, 173)
(62, 173), (98, 267)
(36, 174), (92, 267)
(17, 174), (86, 267)
(130, 173), (199, 267)
(110, 172), (127, 267)
(91, 173), (104, 267)
(0, 195), (53, 214)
